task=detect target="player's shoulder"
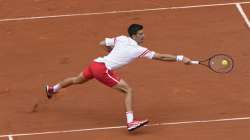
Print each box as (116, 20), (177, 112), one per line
(136, 45), (148, 51)
(116, 35), (129, 40)
(113, 35), (130, 45)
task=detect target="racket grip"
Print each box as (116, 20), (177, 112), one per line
(190, 61), (199, 64)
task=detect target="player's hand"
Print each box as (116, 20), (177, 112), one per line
(183, 56), (192, 64)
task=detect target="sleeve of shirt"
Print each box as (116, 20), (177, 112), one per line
(105, 38), (116, 46)
(138, 47), (156, 59)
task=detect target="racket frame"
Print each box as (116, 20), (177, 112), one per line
(190, 54), (234, 74)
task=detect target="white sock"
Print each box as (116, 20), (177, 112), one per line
(126, 111), (134, 123)
(53, 84), (61, 92)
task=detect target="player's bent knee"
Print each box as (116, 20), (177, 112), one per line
(125, 87), (132, 93)
(120, 87), (132, 94)
(116, 85), (132, 94)
(113, 79), (133, 94)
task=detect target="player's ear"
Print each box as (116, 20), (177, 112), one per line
(131, 34), (136, 39)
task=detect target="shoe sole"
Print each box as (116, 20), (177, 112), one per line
(128, 120), (149, 132)
(45, 85), (52, 99)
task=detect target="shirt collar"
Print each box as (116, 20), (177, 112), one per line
(128, 36), (138, 46)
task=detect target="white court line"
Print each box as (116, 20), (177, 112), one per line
(1, 116), (250, 138)
(235, 3), (250, 28)
(0, 1), (250, 22)
(0, 1), (249, 139)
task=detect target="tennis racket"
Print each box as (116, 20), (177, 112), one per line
(190, 54), (234, 74)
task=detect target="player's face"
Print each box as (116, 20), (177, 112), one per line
(134, 30), (144, 44)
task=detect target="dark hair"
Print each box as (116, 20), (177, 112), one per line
(128, 24), (143, 37)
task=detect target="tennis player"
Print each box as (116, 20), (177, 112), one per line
(45, 24), (192, 132)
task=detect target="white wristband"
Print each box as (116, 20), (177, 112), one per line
(176, 55), (184, 62)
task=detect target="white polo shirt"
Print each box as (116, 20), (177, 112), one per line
(94, 35), (155, 70)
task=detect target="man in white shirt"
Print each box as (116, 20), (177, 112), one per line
(45, 24), (192, 132)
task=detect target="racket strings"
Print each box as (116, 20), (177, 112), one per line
(208, 55), (234, 73)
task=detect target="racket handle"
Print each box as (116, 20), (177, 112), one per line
(190, 61), (199, 64)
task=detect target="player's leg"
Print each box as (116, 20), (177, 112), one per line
(112, 79), (133, 113)
(112, 79), (148, 131)
(45, 65), (94, 99)
(112, 79), (134, 124)
(45, 72), (91, 99)
(91, 63), (149, 131)
(57, 72), (89, 88)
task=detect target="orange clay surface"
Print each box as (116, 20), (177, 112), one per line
(0, 0), (250, 140)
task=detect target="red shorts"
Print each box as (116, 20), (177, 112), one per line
(83, 62), (120, 87)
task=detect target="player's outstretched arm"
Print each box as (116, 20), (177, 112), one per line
(152, 53), (192, 64)
(99, 40), (113, 52)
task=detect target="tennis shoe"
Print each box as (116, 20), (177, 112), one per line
(127, 119), (149, 132)
(45, 85), (54, 99)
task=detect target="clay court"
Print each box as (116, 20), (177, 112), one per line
(1, 0), (250, 140)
